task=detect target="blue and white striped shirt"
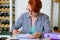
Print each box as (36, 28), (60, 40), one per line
(11, 12), (52, 34)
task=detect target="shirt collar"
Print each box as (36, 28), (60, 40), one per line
(36, 13), (41, 21)
(27, 12), (31, 18)
(27, 12), (41, 21)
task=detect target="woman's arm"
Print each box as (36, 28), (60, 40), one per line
(10, 14), (24, 34)
(28, 32), (41, 39)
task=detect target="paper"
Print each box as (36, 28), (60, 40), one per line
(16, 34), (30, 39)
(15, 34), (40, 40)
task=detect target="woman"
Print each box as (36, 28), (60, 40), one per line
(11, 0), (51, 39)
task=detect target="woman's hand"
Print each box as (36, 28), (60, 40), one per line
(28, 32), (41, 39)
(12, 29), (19, 35)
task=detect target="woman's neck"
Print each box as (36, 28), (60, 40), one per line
(30, 13), (38, 26)
(30, 12), (39, 18)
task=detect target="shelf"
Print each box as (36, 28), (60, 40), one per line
(0, 1), (9, 4)
(0, 35), (10, 37)
(12, 15), (15, 18)
(0, 32), (11, 35)
(53, 0), (60, 2)
(0, 0), (14, 35)
(0, 17), (9, 20)
(0, 8), (14, 12)
(0, 2), (9, 4)
(0, 24), (10, 28)
(0, 8), (9, 12)
(12, 8), (15, 11)
(12, 0), (15, 4)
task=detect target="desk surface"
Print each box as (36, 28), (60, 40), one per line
(7, 38), (50, 40)
(0, 35), (10, 38)
(6, 34), (50, 40)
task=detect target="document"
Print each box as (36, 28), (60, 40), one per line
(15, 34), (40, 40)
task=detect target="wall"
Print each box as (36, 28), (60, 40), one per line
(15, 0), (28, 22)
(41, 0), (51, 18)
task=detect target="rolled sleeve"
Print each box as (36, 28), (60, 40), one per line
(43, 16), (52, 33)
(41, 16), (52, 38)
(10, 14), (23, 32)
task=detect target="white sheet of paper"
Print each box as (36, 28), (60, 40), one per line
(16, 34), (30, 39)
(15, 34), (40, 40)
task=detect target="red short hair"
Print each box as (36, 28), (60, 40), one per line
(28, 0), (42, 13)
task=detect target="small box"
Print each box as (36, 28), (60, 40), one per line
(53, 0), (60, 2)
(44, 33), (60, 39)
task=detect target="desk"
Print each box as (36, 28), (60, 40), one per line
(0, 35), (10, 38)
(7, 38), (50, 40)
(6, 34), (50, 40)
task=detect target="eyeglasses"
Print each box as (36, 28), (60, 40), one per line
(26, 7), (33, 13)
